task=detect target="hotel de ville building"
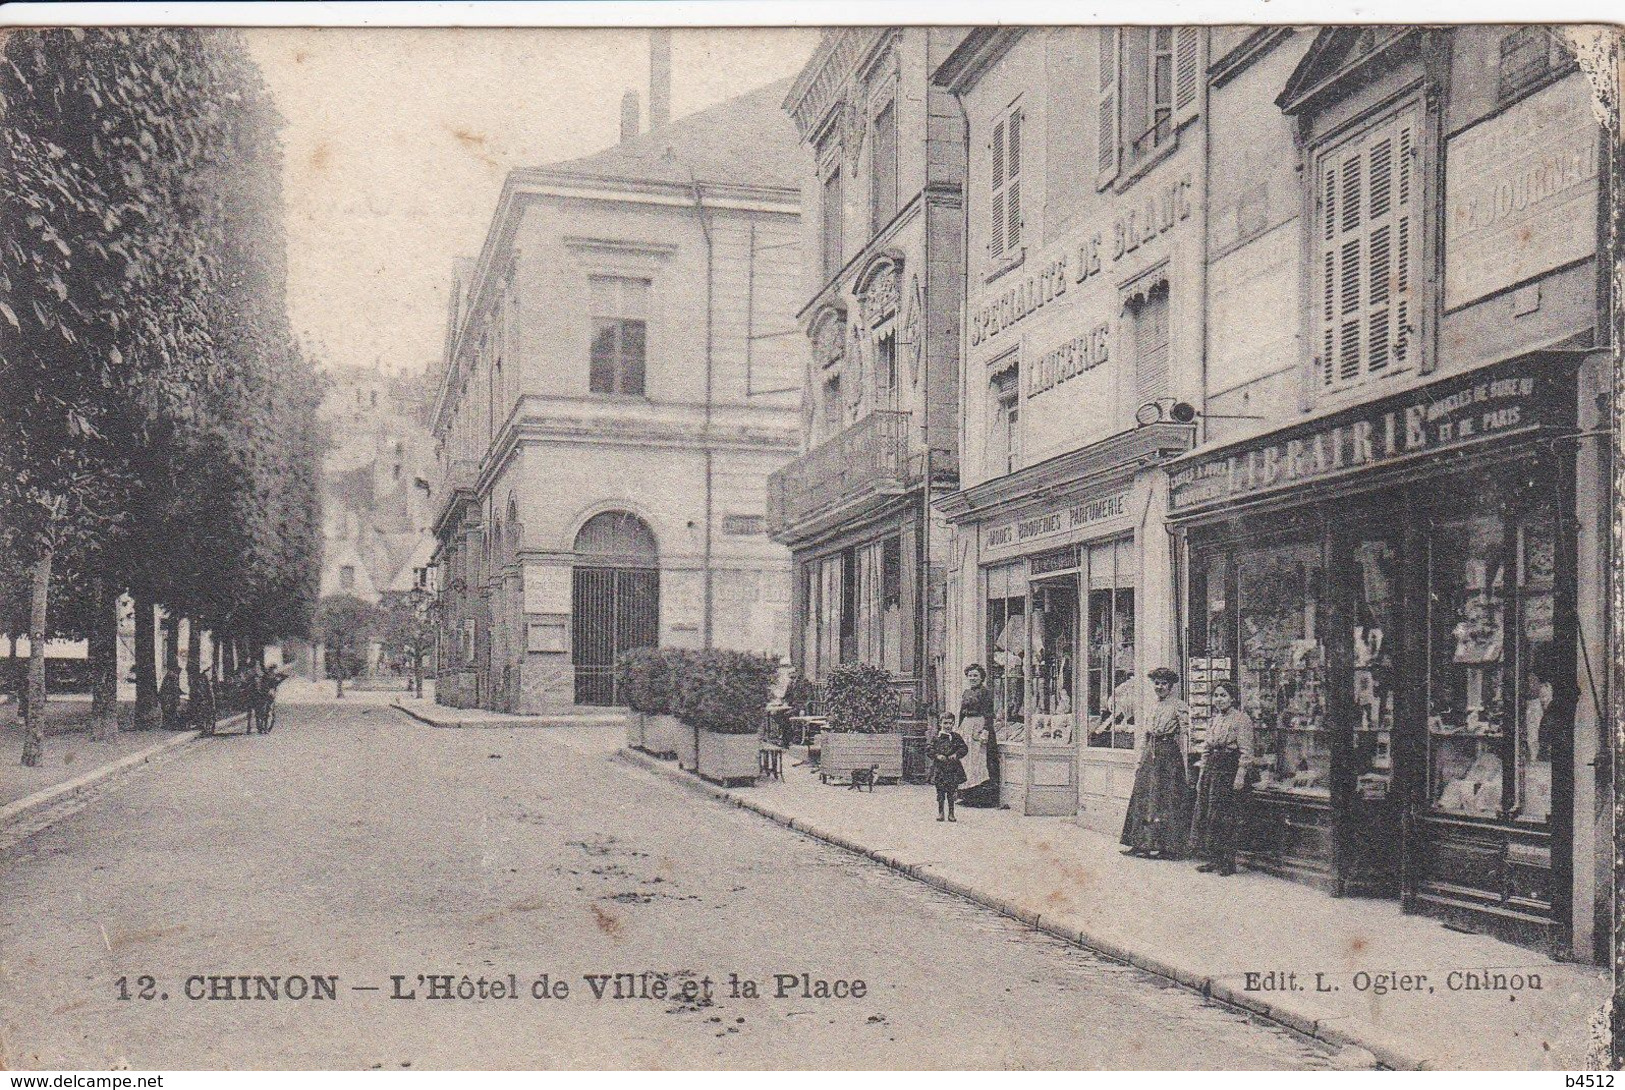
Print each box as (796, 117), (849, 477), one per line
(775, 26), (1613, 964)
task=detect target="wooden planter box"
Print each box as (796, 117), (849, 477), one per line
(642, 714), (687, 760)
(696, 730), (760, 786)
(818, 732), (903, 784)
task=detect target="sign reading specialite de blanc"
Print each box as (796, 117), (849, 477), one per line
(1444, 73), (1599, 310)
(1167, 356), (1577, 514)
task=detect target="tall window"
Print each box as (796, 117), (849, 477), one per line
(1317, 105), (1418, 390)
(1131, 283), (1171, 405)
(1098, 27), (1201, 188)
(875, 331), (897, 410)
(589, 276), (649, 396)
(990, 103), (1023, 258)
(870, 99), (898, 233)
(340, 565), (356, 591)
(821, 374), (843, 436)
(1085, 539), (1138, 750)
(990, 364), (1020, 476)
(821, 163), (844, 282)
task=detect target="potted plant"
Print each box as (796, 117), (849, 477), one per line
(820, 662), (903, 784)
(615, 648), (661, 751)
(674, 649), (774, 786)
(626, 649), (688, 760)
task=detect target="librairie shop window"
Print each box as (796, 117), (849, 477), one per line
(1427, 501), (1555, 824)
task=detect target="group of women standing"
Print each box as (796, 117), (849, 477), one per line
(1121, 668), (1257, 875)
(932, 659), (1258, 875)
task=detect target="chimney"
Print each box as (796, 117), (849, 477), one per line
(620, 89), (641, 143)
(649, 29), (671, 131)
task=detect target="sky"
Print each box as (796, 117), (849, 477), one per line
(245, 27), (820, 376)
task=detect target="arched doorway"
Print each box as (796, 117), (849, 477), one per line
(572, 511), (660, 705)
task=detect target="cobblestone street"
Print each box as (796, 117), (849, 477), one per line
(0, 705), (1336, 1069)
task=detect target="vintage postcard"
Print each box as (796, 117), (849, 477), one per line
(0, 12), (1619, 1074)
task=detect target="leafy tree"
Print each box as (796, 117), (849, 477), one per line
(377, 590), (436, 699)
(312, 595), (380, 699)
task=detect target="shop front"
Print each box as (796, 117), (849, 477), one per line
(1166, 351), (1586, 954)
(942, 424), (1193, 818)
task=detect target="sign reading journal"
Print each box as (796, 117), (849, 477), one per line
(1168, 356), (1576, 514)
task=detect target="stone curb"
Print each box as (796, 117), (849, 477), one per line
(0, 713), (248, 831)
(391, 703), (625, 730)
(615, 745), (1420, 1071)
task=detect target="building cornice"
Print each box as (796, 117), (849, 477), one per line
(930, 26), (1025, 94)
(783, 28), (894, 142)
(936, 423), (1196, 524)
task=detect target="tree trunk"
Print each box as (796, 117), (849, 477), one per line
(221, 637), (236, 679)
(335, 642), (344, 699)
(133, 591), (159, 730)
(20, 549), (52, 767)
(414, 651), (423, 699)
(185, 619), (201, 677)
(162, 612), (180, 671)
(89, 578), (118, 742)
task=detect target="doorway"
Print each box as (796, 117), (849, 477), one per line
(571, 512), (660, 706)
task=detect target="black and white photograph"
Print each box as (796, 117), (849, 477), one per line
(0, 8), (1619, 1074)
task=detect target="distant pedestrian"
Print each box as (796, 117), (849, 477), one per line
(189, 667), (217, 736)
(929, 713), (968, 823)
(1120, 667), (1192, 859)
(159, 666), (183, 731)
(1191, 680), (1255, 876)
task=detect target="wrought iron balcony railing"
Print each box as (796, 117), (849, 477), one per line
(766, 411), (954, 537)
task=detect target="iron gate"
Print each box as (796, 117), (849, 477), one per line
(572, 566), (659, 705)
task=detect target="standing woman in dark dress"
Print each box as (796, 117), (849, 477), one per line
(1191, 680), (1255, 875)
(1120, 667), (1192, 858)
(956, 663), (1001, 808)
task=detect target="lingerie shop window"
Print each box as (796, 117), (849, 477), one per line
(1085, 537), (1138, 750)
(985, 562), (1027, 741)
(1029, 561), (1079, 747)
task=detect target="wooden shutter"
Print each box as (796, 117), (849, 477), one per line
(990, 118), (1006, 256)
(1317, 106), (1418, 389)
(1173, 27), (1201, 125)
(1096, 27), (1120, 190)
(1006, 109), (1022, 251)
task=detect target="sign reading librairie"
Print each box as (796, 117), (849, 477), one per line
(1168, 355), (1576, 514)
(1444, 74), (1599, 310)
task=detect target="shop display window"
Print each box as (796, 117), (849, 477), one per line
(1238, 540), (1330, 798)
(1427, 512), (1509, 817)
(1516, 510), (1555, 824)
(986, 562), (1027, 740)
(1085, 538), (1137, 750)
(1426, 502), (1556, 824)
(1187, 552), (1234, 747)
(1029, 577), (1078, 746)
(1349, 532), (1399, 801)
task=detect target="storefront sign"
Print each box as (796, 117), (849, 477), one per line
(971, 175), (1194, 347)
(1027, 324), (1111, 399)
(1444, 75), (1600, 309)
(985, 489), (1132, 552)
(1168, 356), (1576, 514)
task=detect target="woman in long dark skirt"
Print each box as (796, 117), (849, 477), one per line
(1120, 667), (1192, 858)
(955, 664), (1002, 808)
(1191, 679), (1256, 875)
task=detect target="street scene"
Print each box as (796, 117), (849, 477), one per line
(0, 21), (1618, 1073)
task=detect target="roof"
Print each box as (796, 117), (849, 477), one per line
(534, 78), (803, 192)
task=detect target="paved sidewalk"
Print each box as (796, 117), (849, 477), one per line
(393, 697), (628, 730)
(619, 744), (1606, 1071)
(0, 700), (247, 822)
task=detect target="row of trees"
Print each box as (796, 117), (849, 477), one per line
(1, 28), (324, 763)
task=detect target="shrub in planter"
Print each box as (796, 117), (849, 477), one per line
(617, 648), (683, 755)
(671, 650), (777, 783)
(823, 662), (897, 734)
(820, 663), (903, 783)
